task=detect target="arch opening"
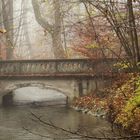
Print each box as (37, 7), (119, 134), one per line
(2, 86), (68, 107)
(2, 92), (13, 107)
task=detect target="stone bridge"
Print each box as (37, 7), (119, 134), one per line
(0, 58), (118, 105)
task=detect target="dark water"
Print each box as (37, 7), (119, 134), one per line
(0, 106), (114, 140)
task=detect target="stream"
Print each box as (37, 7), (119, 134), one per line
(0, 106), (115, 140)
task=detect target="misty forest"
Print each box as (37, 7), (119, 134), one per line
(0, 0), (140, 140)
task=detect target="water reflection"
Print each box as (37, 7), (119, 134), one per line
(0, 106), (113, 140)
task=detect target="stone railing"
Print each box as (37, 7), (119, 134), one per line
(0, 58), (118, 78)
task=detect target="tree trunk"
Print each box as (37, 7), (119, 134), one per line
(32, 0), (65, 59)
(52, 0), (65, 58)
(2, 0), (13, 59)
(52, 31), (65, 58)
(127, 0), (140, 63)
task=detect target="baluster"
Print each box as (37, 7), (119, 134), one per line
(4, 63), (7, 74)
(15, 63), (18, 74)
(1, 63), (3, 74)
(11, 63), (15, 73)
(88, 61), (94, 72)
(28, 63), (31, 74)
(81, 62), (86, 72)
(1, 63), (4, 74)
(42, 63), (44, 73)
(8, 63), (12, 74)
(40, 63), (44, 74)
(79, 63), (83, 72)
(29, 63), (33, 74)
(44, 63), (48, 73)
(2, 63), (5, 74)
(74, 62), (78, 72)
(3, 63), (6, 74)
(47, 63), (50, 73)
(6, 63), (10, 74)
(37, 63), (40, 74)
(16, 62), (20, 74)
(26, 63), (30, 74)
(49, 63), (52, 73)
(22, 63), (26, 74)
(61, 62), (65, 72)
(19, 62), (22, 75)
(36, 63), (40, 74)
(0, 63), (1, 74)
(34, 63), (38, 74)
(69, 63), (73, 72)
(30, 63), (33, 74)
(64, 63), (67, 72)
(67, 62), (70, 72)
(23, 63), (26, 74)
(63, 62), (67, 72)
(74, 63), (79, 72)
(70, 63), (73, 72)
(30, 63), (34, 74)
(50, 62), (55, 73)
(57, 62), (61, 72)
(37, 63), (41, 74)
(26, 63), (29, 74)
(62, 62), (65, 72)
(70, 63), (74, 72)
(41, 63), (44, 73)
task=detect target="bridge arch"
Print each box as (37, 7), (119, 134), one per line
(0, 77), (110, 106)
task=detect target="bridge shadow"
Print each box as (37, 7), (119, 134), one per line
(2, 92), (14, 107)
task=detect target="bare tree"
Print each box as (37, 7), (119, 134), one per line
(32, 0), (66, 58)
(80, 0), (140, 68)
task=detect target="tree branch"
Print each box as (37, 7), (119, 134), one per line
(29, 112), (140, 140)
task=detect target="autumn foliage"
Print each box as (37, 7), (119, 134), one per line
(70, 16), (123, 59)
(73, 73), (140, 134)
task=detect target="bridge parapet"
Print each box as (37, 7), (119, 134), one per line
(0, 58), (118, 78)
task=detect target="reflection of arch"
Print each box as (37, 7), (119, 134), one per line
(2, 82), (68, 106)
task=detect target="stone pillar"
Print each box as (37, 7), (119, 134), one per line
(77, 79), (83, 97)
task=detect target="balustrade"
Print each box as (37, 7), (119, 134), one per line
(0, 58), (118, 77)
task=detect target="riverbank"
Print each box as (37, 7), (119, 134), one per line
(72, 73), (140, 135)
(72, 95), (108, 118)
